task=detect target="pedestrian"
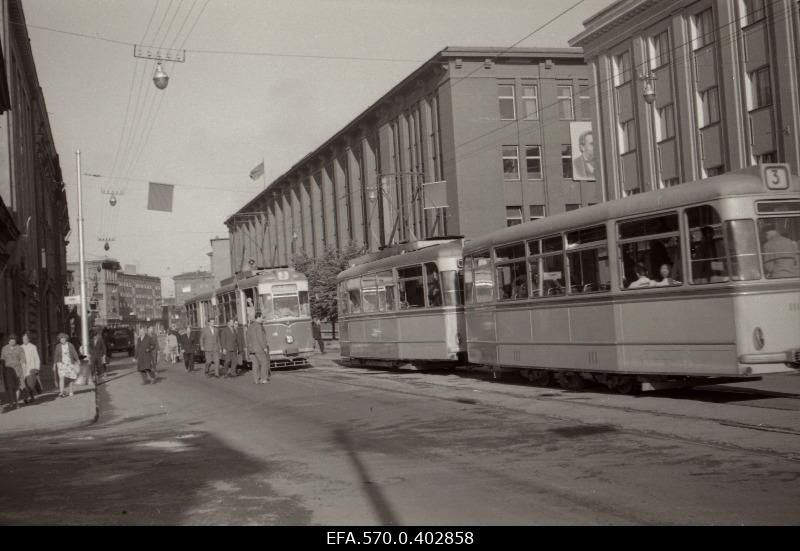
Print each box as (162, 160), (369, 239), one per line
(245, 297), (256, 323)
(219, 319), (238, 378)
(147, 326), (159, 371)
(179, 327), (195, 373)
(200, 319), (221, 377)
(134, 327), (157, 384)
(20, 333), (41, 404)
(246, 312), (271, 384)
(234, 319), (246, 374)
(1, 334), (25, 409)
(166, 331), (179, 364)
(88, 328), (107, 382)
(53, 333), (80, 398)
(312, 319), (325, 354)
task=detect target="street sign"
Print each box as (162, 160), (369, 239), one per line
(64, 295), (81, 305)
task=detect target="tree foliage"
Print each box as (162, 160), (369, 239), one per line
(292, 242), (365, 324)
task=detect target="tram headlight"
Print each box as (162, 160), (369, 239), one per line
(753, 327), (765, 350)
(286, 335), (294, 344)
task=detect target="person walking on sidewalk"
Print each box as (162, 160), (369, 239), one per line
(134, 328), (157, 384)
(166, 331), (179, 364)
(219, 319), (239, 378)
(88, 328), (107, 382)
(147, 326), (160, 371)
(53, 333), (79, 398)
(179, 328), (195, 372)
(200, 320), (220, 377)
(312, 319), (325, 354)
(1, 334), (25, 409)
(246, 312), (271, 384)
(20, 333), (41, 404)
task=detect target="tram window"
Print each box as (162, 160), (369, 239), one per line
(441, 271), (464, 306)
(473, 252), (495, 303)
(377, 271), (396, 311)
(618, 213), (682, 289)
(361, 274), (379, 312)
(495, 243), (527, 300)
(299, 291), (310, 316)
(542, 235), (564, 254)
(724, 220), (762, 281)
(338, 283), (349, 315)
(463, 256), (474, 304)
(541, 254), (565, 295)
(568, 247), (610, 293)
(398, 266), (426, 309)
(687, 205), (730, 284)
(566, 225), (607, 247)
(346, 278), (362, 313)
(424, 263), (443, 307)
(757, 217), (800, 279)
(274, 294), (300, 318)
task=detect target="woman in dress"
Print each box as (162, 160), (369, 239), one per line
(166, 331), (179, 364)
(54, 332), (80, 398)
(1, 334), (25, 409)
(20, 333), (41, 404)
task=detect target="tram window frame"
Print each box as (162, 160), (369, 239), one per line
(473, 251), (495, 303)
(565, 225), (610, 294)
(441, 270), (464, 307)
(361, 274), (379, 313)
(397, 265), (426, 309)
(757, 216), (800, 279)
(495, 242), (528, 301)
(424, 263), (443, 307)
(377, 270), (396, 311)
(338, 282), (349, 316)
(725, 219), (762, 281)
(463, 256), (475, 305)
(686, 204), (731, 284)
(259, 292), (275, 320)
(529, 235), (566, 297)
(617, 212), (683, 289)
(346, 278), (362, 314)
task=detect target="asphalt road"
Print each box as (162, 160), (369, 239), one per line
(1, 353), (799, 525)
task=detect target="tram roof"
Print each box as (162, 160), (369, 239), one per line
(216, 267), (306, 294)
(339, 238), (463, 280)
(185, 290), (214, 304)
(465, 166), (800, 254)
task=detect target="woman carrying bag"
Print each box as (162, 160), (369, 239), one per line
(21, 333), (41, 404)
(54, 333), (80, 398)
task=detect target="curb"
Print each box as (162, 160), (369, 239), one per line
(0, 384), (99, 440)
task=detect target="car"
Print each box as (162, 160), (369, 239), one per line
(103, 326), (135, 357)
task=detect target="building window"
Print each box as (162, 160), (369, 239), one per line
(706, 165), (725, 177)
(529, 205), (545, 221)
(498, 83), (516, 120)
(756, 151), (777, 163)
(557, 84), (574, 120)
(565, 204), (581, 212)
(749, 66), (772, 110)
(619, 120), (636, 154)
(525, 145), (542, 180)
(579, 83), (591, 120)
(561, 145), (573, 179)
(698, 87), (720, 127)
(656, 103), (675, 142)
(506, 206), (523, 227)
(521, 84), (539, 120)
(651, 30), (670, 68)
(741, 0), (766, 26)
(614, 51), (632, 86)
(502, 146), (520, 180)
(693, 9), (715, 50)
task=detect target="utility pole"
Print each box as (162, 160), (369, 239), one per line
(75, 151), (89, 362)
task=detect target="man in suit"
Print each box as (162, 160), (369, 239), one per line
(219, 319), (239, 378)
(246, 312), (271, 384)
(572, 130), (595, 180)
(200, 319), (220, 378)
(233, 319), (246, 375)
(88, 328), (107, 381)
(178, 327), (196, 373)
(134, 327), (157, 384)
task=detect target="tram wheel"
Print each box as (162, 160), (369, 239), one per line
(556, 371), (585, 391)
(527, 369), (552, 386)
(613, 377), (641, 395)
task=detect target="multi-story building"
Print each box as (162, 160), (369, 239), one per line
(227, 46), (599, 268)
(173, 270), (214, 305)
(0, 0), (70, 363)
(209, 237), (231, 287)
(117, 270), (162, 328)
(570, 0), (800, 199)
(66, 259), (122, 327)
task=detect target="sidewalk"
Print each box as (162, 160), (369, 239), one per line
(0, 379), (98, 439)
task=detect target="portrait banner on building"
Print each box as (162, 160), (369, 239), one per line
(570, 121), (595, 181)
(147, 182), (174, 212)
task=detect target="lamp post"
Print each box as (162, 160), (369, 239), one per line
(75, 151), (90, 379)
(640, 70), (657, 105)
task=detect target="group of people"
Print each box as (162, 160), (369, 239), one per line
(199, 313), (271, 384)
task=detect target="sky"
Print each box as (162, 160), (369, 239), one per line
(22, 0), (616, 296)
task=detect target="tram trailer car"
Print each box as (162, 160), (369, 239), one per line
(338, 165), (800, 393)
(338, 239), (467, 368)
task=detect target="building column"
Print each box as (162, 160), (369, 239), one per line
(347, 140), (366, 249)
(334, 152), (350, 248)
(281, 187), (292, 263)
(266, 197), (278, 267)
(363, 134), (382, 251)
(716, 0), (748, 170)
(311, 169), (325, 255)
(770, 0), (800, 172)
(322, 160), (337, 249)
(300, 176), (314, 256)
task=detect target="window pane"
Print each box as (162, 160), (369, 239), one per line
(274, 295), (300, 318)
(397, 265), (425, 309)
(619, 213), (679, 240)
(566, 225), (607, 247)
(463, 256), (474, 304)
(526, 146), (542, 180)
(503, 146), (520, 180)
(542, 235), (563, 253)
(558, 85), (574, 120)
(474, 253), (494, 303)
(495, 242), (526, 262)
(725, 220), (762, 281)
(687, 205), (730, 284)
(619, 237), (682, 289)
(498, 84), (516, 120)
(529, 205), (545, 220)
(425, 262), (443, 307)
(441, 270), (464, 307)
(522, 85), (538, 120)
(346, 278), (361, 313)
(541, 254), (565, 296)
(361, 274), (378, 312)
(568, 247), (610, 293)
(496, 260), (528, 300)
(562, 144), (573, 178)
(377, 270), (395, 311)
(260, 293), (274, 319)
(758, 217), (800, 278)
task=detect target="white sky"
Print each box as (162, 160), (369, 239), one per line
(22, 0), (615, 296)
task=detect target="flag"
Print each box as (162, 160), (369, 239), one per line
(147, 182), (174, 212)
(249, 161), (265, 181)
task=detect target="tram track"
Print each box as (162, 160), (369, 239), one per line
(288, 365), (800, 463)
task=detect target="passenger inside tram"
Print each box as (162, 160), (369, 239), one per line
(628, 263), (652, 288)
(652, 263), (681, 286)
(760, 221), (800, 279)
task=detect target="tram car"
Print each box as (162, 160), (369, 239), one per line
(338, 165), (800, 392)
(337, 238), (466, 367)
(184, 291), (214, 362)
(185, 267), (314, 368)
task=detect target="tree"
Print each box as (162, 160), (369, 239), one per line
(292, 242), (365, 325)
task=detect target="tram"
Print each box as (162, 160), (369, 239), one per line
(337, 238), (466, 367)
(185, 267), (314, 367)
(338, 165), (800, 392)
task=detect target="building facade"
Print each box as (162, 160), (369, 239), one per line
(209, 237), (231, 287)
(227, 47), (599, 269)
(0, 0), (70, 363)
(117, 270), (162, 327)
(570, 0), (800, 199)
(66, 259), (122, 328)
(173, 270), (214, 306)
